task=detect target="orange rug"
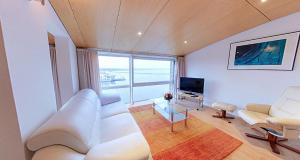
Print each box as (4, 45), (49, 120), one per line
(129, 105), (242, 160)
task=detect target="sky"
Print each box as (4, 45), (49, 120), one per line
(98, 56), (171, 69)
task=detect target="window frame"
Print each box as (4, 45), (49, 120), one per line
(98, 52), (176, 104)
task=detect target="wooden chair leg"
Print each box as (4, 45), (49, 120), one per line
(212, 110), (235, 119)
(245, 133), (268, 141)
(277, 142), (300, 154)
(212, 110), (223, 118)
(245, 132), (300, 155)
(268, 134), (280, 154)
(277, 138), (288, 142)
(245, 132), (280, 154)
(269, 141), (280, 154)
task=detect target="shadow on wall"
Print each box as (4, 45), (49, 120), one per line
(0, 21), (27, 160)
(203, 79), (220, 106)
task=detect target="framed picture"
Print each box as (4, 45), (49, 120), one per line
(227, 31), (300, 71)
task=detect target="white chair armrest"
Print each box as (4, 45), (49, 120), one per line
(100, 92), (121, 106)
(245, 103), (271, 114)
(267, 117), (300, 128)
(86, 133), (150, 160)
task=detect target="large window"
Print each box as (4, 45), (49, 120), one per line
(99, 53), (175, 104)
(133, 59), (171, 83)
(133, 84), (170, 102)
(99, 55), (130, 103)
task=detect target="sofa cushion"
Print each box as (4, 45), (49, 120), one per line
(32, 145), (85, 160)
(100, 91), (121, 106)
(86, 133), (150, 160)
(27, 89), (99, 154)
(238, 110), (270, 125)
(100, 113), (140, 143)
(101, 101), (129, 118)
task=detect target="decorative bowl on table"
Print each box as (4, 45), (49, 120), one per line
(164, 92), (173, 101)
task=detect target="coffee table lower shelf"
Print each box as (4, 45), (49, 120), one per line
(152, 100), (189, 132)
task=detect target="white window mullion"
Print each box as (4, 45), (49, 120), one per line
(170, 60), (174, 93)
(133, 81), (172, 87)
(102, 85), (130, 90)
(129, 56), (134, 104)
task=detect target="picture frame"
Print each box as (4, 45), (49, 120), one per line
(227, 31), (300, 71)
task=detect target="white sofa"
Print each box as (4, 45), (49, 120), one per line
(27, 89), (151, 160)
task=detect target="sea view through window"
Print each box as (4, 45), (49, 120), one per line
(99, 53), (175, 103)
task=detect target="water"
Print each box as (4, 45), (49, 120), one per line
(100, 68), (171, 87)
(100, 68), (173, 103)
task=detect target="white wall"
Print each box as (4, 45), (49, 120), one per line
(70, 42), (79, 94)
(0, 21), (25, 160)
(0, 0), (79, 159)
(186, 12), (300, 109)
(56, 36), (79, 106)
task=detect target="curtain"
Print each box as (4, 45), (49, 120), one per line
(176, 56), (185, 89)
(77, 49), (100, 95)
(49, 46), (62, 109)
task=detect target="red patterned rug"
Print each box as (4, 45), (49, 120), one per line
(129, 105), (242, 160)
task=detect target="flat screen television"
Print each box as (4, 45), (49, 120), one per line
(179, 77), (204, 94)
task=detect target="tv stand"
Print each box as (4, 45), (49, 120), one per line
(176, 90), (204, 110)
(184, 92), (195, 95)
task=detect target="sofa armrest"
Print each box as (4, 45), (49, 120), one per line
(86, 133), (150, 160)
(245, 103), (271, 114)
(32, 145), (85, 160)
(99, 92), (121, 106)
(267, 117), (300, 128)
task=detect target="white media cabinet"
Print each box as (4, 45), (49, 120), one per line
(176, 90), (204, 110)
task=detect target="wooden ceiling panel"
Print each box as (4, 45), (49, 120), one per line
(248, 0), (300, 20)
(173, 1), (269, 54)
(112, 0), (168, 51)
(132, 0), (210, 54)
(50, 0), (300, 55)
(143, 0), (233, 54)
(137, 0), (269, 55)
(68, 0), (120, 50)
(184, 4), (269, 54)
(50, 0), (85, 47)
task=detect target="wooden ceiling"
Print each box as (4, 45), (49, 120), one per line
(50, 0), (300, 55)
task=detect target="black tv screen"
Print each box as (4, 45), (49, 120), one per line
(180, 77), (204, 94)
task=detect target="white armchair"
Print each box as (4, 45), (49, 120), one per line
(238, 86), (300, 154)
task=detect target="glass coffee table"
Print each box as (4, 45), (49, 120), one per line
(152, 97), (192, 132)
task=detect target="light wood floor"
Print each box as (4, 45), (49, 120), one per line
(130, 103), (300, 160)
(190, 107), (300, 160)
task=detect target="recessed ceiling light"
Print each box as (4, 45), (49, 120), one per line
(184, 40), (188, 44)
(137, 32), (142, 36)
(261, 0), (267, 3)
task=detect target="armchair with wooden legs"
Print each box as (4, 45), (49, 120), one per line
(238, 86), (300, 154)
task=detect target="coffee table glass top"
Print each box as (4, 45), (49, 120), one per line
(152, 97), (190, 123)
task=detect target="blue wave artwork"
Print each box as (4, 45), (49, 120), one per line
(234, 39), (286, 65)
